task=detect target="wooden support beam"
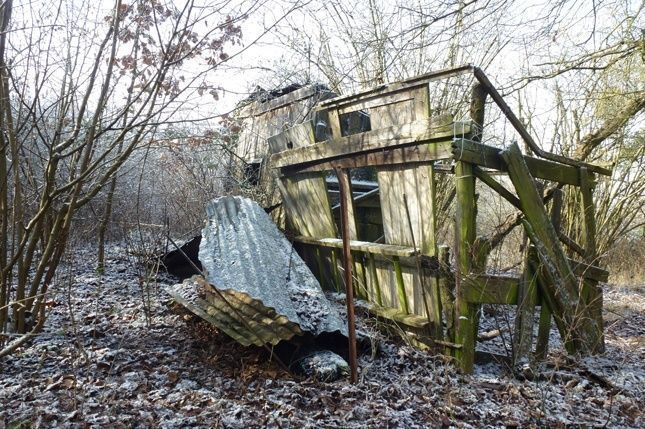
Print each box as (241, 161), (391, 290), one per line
(579, 167), (605, 353)
(468, 84), (488, 344)
(534, 191), (563, 361)
(293, 235), (418, 257)
(501, 143), (603, 356)
(454, 160), (477, 373)
(513, 248), (539, 370)
(472, 67), (611, 177)
(271, 116), (467, 169)
(473, 167), (521, 208)
(453, 139), (582, 186)
(284, 142), (454, 174)
(461, 274), (519, 304)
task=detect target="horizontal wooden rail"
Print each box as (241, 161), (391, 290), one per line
(461, 274), (520, 304)
(283, 144), (453, 174)
(293, 235), (418, 257)
(318, 64), (474, 111)
(458, 258), (607, 305)
(453, 139), (582, 186)
(367, 304), (431, 329)
(271, 116), (468, 170)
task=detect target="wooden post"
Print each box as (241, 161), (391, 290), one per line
(454, 160), (477, 373)
(534, 189), (562, 360)
(453, 83), (487, 373)
(469, 83), (488, 346)
(579, 167), (605, 353)
(513, 247), (538, 370)
(438, 245), (456, 352)
(335, 168), (359, 384)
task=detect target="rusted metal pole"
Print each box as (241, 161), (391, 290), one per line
(335, 168), (358, 384)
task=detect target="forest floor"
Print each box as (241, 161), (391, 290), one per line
(1, 244), (643, 428)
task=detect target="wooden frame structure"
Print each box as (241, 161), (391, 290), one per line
(253, 65), (608, 373)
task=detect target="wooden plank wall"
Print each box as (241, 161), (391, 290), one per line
(319, 85), (444, 335)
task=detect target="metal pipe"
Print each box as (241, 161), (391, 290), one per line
(334, 167), (359, 384)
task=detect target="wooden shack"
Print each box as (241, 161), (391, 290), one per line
(235, 65), (609, 373)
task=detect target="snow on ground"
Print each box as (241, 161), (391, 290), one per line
(1, 245), (643, 428)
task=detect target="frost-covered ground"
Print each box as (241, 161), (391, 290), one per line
(1, 245), (643, 428)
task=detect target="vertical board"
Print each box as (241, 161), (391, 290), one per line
(377, 166), (436, 255)
(278, 174), (337, 239)
(275, 122), (337, 239)
(370, 87), (442, 334)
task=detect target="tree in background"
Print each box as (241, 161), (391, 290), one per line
(0, 0), (251, 355)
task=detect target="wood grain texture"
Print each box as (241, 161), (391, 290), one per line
(271, 116), (465, 169)
(502, 142), (603, 356)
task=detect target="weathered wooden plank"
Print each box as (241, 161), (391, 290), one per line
(336, 87), (418, 117)
(367, 87), (443, 337)
(277, 174), (337, 239)
(284, 142), (453, 174)
(253, 85), (332, 116)
(293, 235), (418, 257)
(267, 121), (315, 153)
(579, 167), (604, 353)
(318, 64), (473, 111)
(377, 164), (444, 334)
(502, 142), (603, 356)
(367, 254), (383, 306)
(461, 274), (519, 304)
(367, 303), (430, 329)
(392, 257), (411, 314)
(513, 249), (539, 369)
(378, 166), (436, 255)
(272, 116), (468, 169)
(453, 139), (581, 186)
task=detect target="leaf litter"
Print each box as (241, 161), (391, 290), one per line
(0, 245), (643, 428)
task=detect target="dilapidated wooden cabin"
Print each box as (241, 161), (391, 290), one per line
(233, 65), (609, 373)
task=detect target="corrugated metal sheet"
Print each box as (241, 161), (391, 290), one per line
(167, 276), (304, 346)
(169, 196), (347, 346)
